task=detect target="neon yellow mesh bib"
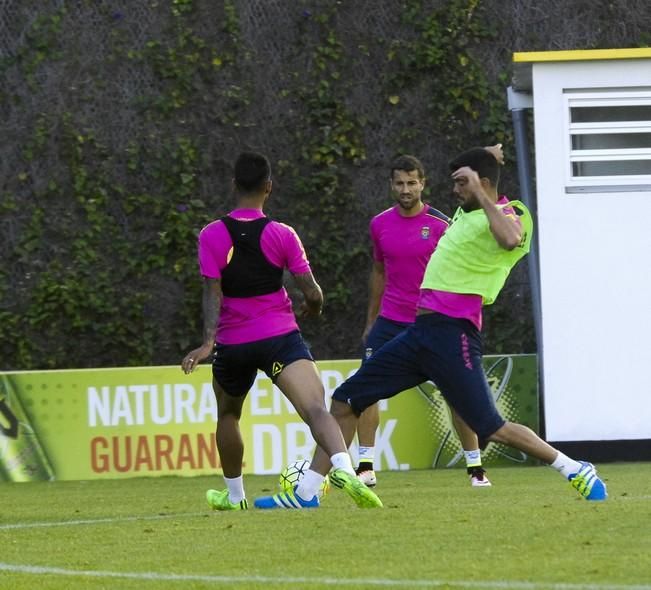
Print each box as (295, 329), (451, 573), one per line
(421, 200), (533, 305)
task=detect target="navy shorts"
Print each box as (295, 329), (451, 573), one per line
(212, 330), (314, 397)
(333, 312), (506, 439)
(363, 316), (411, 361)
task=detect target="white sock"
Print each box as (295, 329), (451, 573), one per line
(463, 449), (482, 468)
(358, 446), (375, 464)
(296, 469), (325, 501)
(550, 452), (582, 478)
(330, 452), (355, 475)
(224, 475), (245, 503)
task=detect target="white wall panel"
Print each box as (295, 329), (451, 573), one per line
(533, 61), (651, 442)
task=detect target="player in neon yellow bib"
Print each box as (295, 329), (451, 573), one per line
(422, 199), (533, 306)
(279, 146), (607, 504)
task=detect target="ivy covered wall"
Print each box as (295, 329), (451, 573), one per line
(1, 0), (650, 369)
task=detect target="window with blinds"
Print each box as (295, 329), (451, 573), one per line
(564, 90), (651, 192)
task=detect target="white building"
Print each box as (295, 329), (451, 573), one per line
(509, 48), (651, 460)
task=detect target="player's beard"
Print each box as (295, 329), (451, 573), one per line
(457, 194), (479, 213)
(397, 195), (420, 211)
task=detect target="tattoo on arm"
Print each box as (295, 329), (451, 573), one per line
(202, 279), (222, 344)
(293, 272), (324, 311)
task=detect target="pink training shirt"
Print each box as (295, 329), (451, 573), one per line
(418, 196), (517, 330)
(198, 208), (310, 345)
(371, 204), (449, 323)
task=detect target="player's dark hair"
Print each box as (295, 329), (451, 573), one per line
(234, 152), (271, 193)
(449, 148), (500, 186)
(390, 154), (425, 180)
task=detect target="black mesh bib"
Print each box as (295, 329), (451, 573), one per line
(220, 216), (284, 298)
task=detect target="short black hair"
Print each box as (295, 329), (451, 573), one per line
(390, 154), (425, 180)
(234, 152), (271, 193)
(449, 148), (500, 186)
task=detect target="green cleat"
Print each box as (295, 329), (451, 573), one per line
(329, 468), (383, 508)
(206, 489), (249, 511)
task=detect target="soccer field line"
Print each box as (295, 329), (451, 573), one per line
(0, 511), (205, 531)
(0, 563), (650, 590)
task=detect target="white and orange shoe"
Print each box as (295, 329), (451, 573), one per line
(356, 462), (377, 487)
(468, 467), (492, 487)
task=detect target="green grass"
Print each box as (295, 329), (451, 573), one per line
(1, 463), (650, 590)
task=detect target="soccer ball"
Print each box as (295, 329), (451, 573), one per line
(278, 459), (330, 498)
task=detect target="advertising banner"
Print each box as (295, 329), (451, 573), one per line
(0, 355), (538, 482)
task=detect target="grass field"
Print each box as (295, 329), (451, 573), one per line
(2, 463), (650, 590)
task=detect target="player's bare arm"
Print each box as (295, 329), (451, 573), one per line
(453, 166), (522, 250)
(181, 278), (222, 373)
(480, 196), (522, 251)
(292, 271), (324, 318)
(362, 260), (385, 343)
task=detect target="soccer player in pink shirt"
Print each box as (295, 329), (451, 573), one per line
(356, 154), (495, 488)
(182, 152), (381, 510)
